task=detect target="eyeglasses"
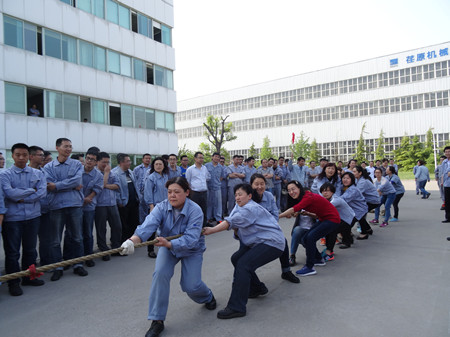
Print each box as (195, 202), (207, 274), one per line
(86, 157), (97, 162)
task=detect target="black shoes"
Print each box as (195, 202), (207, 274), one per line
(102, 255), (111, 261)
(85, 260), (95, 267)
(73, 266), (88, 277)
(442, 220), (450, 223)
(289, 254), (296, 266)
(281, 271), (300, 283)
(217, 307), (246, 319)
(339, 244), (351, 249)
(8, 283), (23, 296)
(145, 320), (164, 337)
(205, 295), (217, 310)
(148, 251), (157, 258)
(357, 234), (369, 240)
(22, 277), (45, 286)
(51, 270), (63, 281)
(248, 283), (268, 298)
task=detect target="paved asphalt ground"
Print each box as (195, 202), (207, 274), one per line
(0, 181), (449, 337)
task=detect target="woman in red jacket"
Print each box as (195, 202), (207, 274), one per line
(280, 180), (340, 276)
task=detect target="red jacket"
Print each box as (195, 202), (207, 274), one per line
(292, 191), (340, 223)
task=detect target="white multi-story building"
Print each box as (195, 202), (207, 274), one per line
(0, 0), (177, 165)
(177, 42), (450, 162)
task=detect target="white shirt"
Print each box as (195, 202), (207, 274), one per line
(186, 165), (211, 192)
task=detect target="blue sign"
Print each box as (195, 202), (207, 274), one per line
(405, 48), (448, 64)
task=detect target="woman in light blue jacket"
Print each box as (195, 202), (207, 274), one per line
(311, 163), (342, 196)
(414, 160), (431, 199)
(372, 168), (396, 227)
(386, 166), (405, 221)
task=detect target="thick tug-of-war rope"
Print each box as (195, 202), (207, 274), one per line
(0, 234), (183, 283)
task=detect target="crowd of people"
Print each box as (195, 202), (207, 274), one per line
(1, 140), (449, 337)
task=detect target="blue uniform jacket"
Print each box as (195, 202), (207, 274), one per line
(135, 198), (205, 258)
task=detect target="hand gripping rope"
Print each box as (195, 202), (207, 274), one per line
(0, 234), (183, 283)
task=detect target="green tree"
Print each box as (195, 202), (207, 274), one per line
(260, 136), (273, 161)
(290, 131), (310, 160)
(404, 135), (424, 171)
(354, 122), (367, 163)
(198, 142), (213, 163)
(203, 115), (237, 154)
(309, 138), (319, 162)
(178, 144), (195, 166)
(393, 135), (411, 171)
(248, 142), (258, 158)
(375, 129), (385, 160)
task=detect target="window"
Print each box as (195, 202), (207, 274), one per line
(155, 110), (165, 130)
(91, 99), (107, 124)
(133, 58), (145, 81)
(137, 13), (151, 37)
(94, 46), (106, 71)
(93, 0), (105, 18)
(378, 72), (388, 87)
(134, 107), (145, 128)
(411, 66), (422, 82)
(401, 97), (411, 111)
(153, 21), (161, 42)
(388, 70), (399, 85)
(106, 0), (119, 24)
(63, 93), (79, 120)
(4, 16), (23, 48)
(358, 77), (367, 91)
(161, 24), (172, 46)
(436, 61), (448, 77)
(107, 50), (120, 74)
(165, 113), (174, 132)
(77, 0), (92, 13)
(339, 80), (348, 94)
(44, 29), (61, 59)
(412, 94), (423, 110)
(120, 54), (131, 77)
(45, 91), (63, 118)
(423, 64), (435, 80)
(437, 91), (449, 106)
(425, 93), (436, 108)
(45, 91), (79, 120)
(79, 40), (94, 67)
(146, 109), (155, 130)
(118, 4), (130, 29)
(24, 23), (37, 53)
(62, 35), (77, 62)
(5, 83), (26, 114)
(121, 104), (133, 127)
(400, 68), (410, 83)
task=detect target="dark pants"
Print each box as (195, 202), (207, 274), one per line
(359, 202), (380, 234)
(2, 217), (40, 285)
(304, 220), (340, 268)
(38, 212), (51, 266)
(95, 205), (122, 251)
(189, 190), (208, 227)
(118, 201), (139, 242)
(279, 238), (291, 272)
(63, 210), (96, 259)
(445, 187), (450, 221)
(49, 207), (83, 269)
(227, 242), (283, 313)
(392, 193), (404, 218)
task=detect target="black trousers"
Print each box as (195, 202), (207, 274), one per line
(190, 190), (208, 227)
(118, 200), (139, 242)
(445, 187), (450, 221)
(392, 193), (404, 218)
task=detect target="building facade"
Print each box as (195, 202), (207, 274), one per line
(176, 42), (450, 163)
(0, 0), (177, 165)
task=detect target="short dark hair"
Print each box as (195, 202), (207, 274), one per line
(220, 156), (225, 160)
(444, 146), (450, 152)
(117, 153), (130, 164)
(233, 155), (239, 159)
(250, 173), (266, 185)
(194, 152), (203, 158)
(341, 171), (356, 186)
(44, 151), (52, 157)
(142, 153), (151, 158)
(181, 155), (188, 160)
(169, 153), (178, 159)
(56, 138), (71, 147)
(278, 156), (285, 160)
(161, 154), (169, 161)
(166, 176), (190, 191)
(382, 158), (389, 163)
(297, 156), (305, 162)
(233, 183), (253, 195)
(86, 150), (98, 160)
(247, 156), (255, 161)
(87, 146), (100, 154)
(98, 152), (110, 161)
(11, 143), (29, 153)
(440, 155), (446, 159)
(29, 145), (44, 155)
(319, 158), (328, 162)
(212, 152), (220, 157)
(320, 182), (336, 193)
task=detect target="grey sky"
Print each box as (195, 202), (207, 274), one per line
(173, 0), (450, 101)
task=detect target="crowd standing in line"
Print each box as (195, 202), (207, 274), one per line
(1, 140), (448, 337)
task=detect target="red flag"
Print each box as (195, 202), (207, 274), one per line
(292, 132), (295, 144)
